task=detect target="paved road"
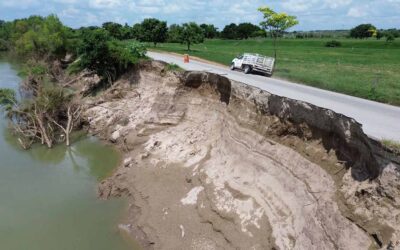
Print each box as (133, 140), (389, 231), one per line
(148, 51), (400, 141)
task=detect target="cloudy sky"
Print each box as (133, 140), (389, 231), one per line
(0, 0), (399, 30)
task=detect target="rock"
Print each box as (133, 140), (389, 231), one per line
(110, 130), (120, 142)
(123, 157), (132, 167)
(79, 71), (102, 96)
(118, 224), (132, 234)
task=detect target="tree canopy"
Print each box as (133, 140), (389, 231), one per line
(179, 22), (204, 51)
(200, 24), (219, 39)
(220, 23), (265, 39)
(9, 15), (68, 59)
(137, 18), (168, 46)
(350, 24), (377, 39)
(258, 6), (299, 58)
(78, 28), (146, 81)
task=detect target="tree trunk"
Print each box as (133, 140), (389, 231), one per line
(65, 106), (73, 146)
(36, 116), (52, 148)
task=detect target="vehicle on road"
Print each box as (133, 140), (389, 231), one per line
(231, 53), (275, 76)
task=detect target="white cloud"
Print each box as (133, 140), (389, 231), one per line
(281, 0), (318, 12)
(137, 6), (160, 14)
(324, 0), (352, 9)
(163, 4), (180, 14)
(347, 6), (367, 17)
(54, 0), (78, 3)
(1, 0), (38, 8)
(89, 0), (123, 9)
(60, 6), (80, 18)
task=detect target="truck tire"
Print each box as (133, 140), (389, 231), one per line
(230, 63), (235, 70)
(243, 65), (251, 74)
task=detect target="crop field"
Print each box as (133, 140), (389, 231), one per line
(152, 38), (400, 105)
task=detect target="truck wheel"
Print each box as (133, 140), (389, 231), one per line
(230, 63), (235, 70)
(243, 65), (251, 74)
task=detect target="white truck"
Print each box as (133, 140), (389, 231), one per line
(230, 53), (275, 76)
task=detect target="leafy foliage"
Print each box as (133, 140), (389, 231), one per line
(78, 28), (146, 80)
(221, 23), (238, 40)
(136, 18), (168, 46)
(350, 24), (377, 39)
(325, 40), (342, 47)
(11, 15), (68, 59)
(167, 24), (183, 43)
(0, 88), (16, 112)
(258, 6), (299, 37)
(381, 139), (400, 152)
(101, 22), (133, 40)
(165, 63), (183, 72)
(258, 6), (299, 58)
(386, 34), (395, 43)
(200, 24), (219, 39)
(179, 22), (205, 51)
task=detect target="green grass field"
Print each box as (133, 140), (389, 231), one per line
(151, 38), (400, 106)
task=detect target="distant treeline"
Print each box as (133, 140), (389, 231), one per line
(1, 16), (399, 55)
(289, 25), (400, 40)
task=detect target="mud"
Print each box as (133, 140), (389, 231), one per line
(80, 61), (400, 250)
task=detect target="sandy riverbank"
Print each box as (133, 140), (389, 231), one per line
(73, 61), (400, 249)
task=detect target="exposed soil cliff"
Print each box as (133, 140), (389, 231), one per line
(80, 61), (400, 250)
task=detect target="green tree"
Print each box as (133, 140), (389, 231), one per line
(386, 33), (395, 43)
(221, 23), (238, 39)
(376, 30), (384, 40)
(258, 6), (299, 59)
(11, 15), (68, 59)
(121, 23), (133, 39)
(179, 22), (204, 51)
(237, 23), (262, 39)
(200, 24), (219, 39)
(0, 88), (16, 112)
(139, 18), (168, 46)
(167, 24), (183, 43)
(102, 22), (124, 40)
(78, 29), (112, 77)
(131, 23), (143, 40)
(78, 29), (146, 81)
(350, 24), (377, 39)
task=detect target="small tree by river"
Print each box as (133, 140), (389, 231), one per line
(0, 80), (81, 149)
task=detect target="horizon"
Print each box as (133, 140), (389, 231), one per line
(0, 0), (399, 31)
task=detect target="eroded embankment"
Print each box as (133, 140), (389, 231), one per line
(80, 61), (400, 250)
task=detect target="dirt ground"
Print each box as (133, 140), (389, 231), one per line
(80, 61), (400, 250)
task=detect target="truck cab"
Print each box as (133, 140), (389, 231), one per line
(231, 54), (244, 70)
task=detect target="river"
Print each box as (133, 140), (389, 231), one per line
(0, 58), (135, 250)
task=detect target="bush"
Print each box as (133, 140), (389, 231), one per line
(78, 29), (146, 80)
(382, 139), (400, 152)
(386, 34), (395, 43)
(0, 39), (8, 51)
(165, 63), (183, 72)
(325, 40), (342, 48)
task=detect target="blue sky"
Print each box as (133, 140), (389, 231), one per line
(0, 0), (399, 31)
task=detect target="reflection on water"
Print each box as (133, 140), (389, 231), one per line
(0, 60), (136, 250)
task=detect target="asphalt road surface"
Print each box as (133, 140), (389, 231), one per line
(148, 51), (400, 141)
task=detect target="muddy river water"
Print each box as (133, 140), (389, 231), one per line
(0, 59), (136, 250)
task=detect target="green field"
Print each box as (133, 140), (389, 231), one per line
(151, 38), (400, 106)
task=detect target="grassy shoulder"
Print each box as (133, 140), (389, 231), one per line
(382, 139), (400, 152)
(150, 38), (400, 106)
